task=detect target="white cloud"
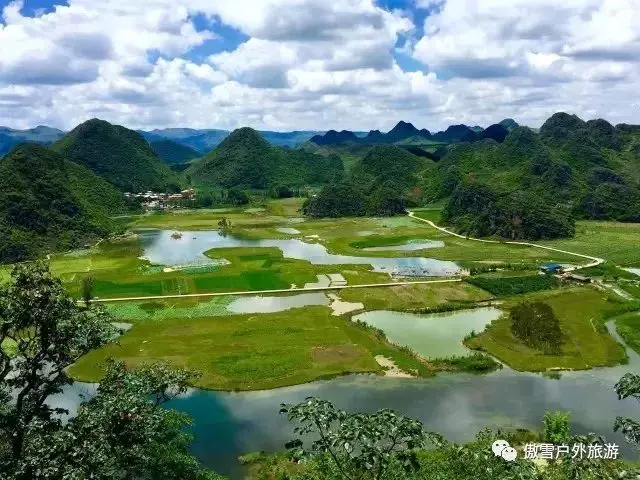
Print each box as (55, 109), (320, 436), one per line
(0, 0), (639, 132)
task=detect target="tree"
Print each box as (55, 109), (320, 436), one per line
(510, 301), (564, 355)
(0, 262), (220, 479)
(280, 397), (442, 480)
(0, 261), (115, 475)
(543, 411), (571, 444)
(614, 373), (640, 447)
(81, 274), (95, 307)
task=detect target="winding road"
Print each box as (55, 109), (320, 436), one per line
(89, 212), (605, 304)
(407, 211), (604, 271)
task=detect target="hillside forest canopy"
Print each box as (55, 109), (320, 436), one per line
(0, 112), (639, 264)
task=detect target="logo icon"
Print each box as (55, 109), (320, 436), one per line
(492, 439), (518, 462)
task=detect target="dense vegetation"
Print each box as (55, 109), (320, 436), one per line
(52, 118), (179, 192)
(243, 393), (638, 479)
(150, 138), (201, 164)
(0, 262), (221, 479)
(510, 301), (564, 354)
(466, 274), (559, 296)
(429, 113), (640, 239)
(186, 127), (343, 189)
(0, 144), (130, 263)
(304, 145), (432, 217)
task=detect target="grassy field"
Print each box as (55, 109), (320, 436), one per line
(340, 282), (492, 311)
(616, 311), (640, 355)
(412, 210), (640, 268)
(69, 306), (440, 390)
(620, 283), (640, 299)
(51, 239), (394, 299)
(541, 220), (640, 267)
(466, 288), (628, 371)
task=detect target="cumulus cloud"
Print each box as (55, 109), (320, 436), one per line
(0, 0), (639, 131)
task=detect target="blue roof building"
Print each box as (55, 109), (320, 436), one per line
(540, 263), (563, 273)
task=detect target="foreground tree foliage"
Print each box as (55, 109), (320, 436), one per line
(245, 393), (639, 480)
(0, 262), (221, 479)
(280, 398), (442, 480)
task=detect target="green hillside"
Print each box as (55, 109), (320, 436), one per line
(52, 119), (179, 192)
(422, 113), (640, 239)
(304, 145), (435, 217)
(0, 144), (130, 262)
(186, 127), (343, 189)
(150, 139), (201, 164)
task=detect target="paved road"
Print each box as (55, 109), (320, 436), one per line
(91, 278), (463, 303)
(407, 211), (604, 271)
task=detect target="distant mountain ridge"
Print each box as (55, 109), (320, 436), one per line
(0, 125), (65, 156)
(140, 128), (326, 151)
(309, 119), (519, 146)
(150, 139), (201, 165)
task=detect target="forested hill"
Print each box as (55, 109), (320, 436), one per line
(304, 146), (435, 217)
(186, 127), (344, 189)
(52, 119), (179, 193)
(150, 139), (201, 164)
(0, 144), (130, 263)
(425, 113), (640, 239)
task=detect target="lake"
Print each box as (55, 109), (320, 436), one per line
(52, 311), (640, 479)
(137, 229), (460, 277)
(353, 307), (501, 357)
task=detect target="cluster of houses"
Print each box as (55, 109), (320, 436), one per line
(124, 189), (196, 210)
(540, 263), (592, 283)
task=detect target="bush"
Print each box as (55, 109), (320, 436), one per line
(466, 275), (559, 296)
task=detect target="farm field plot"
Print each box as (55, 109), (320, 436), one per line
(466, 288), (628, 371)
(340, 282), (492, 311)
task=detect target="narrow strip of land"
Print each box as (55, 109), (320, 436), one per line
(90, 278), (463, 303)
(407, 211), (604, 271)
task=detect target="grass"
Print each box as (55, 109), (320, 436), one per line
(466, 288), (628, 371)
(620, 283), (640, 299)
(541, 220), (640, 267)
(69, 306), (438, 390)
(616, 311), (640, 355)
(339, 282), (492, 311)
(579, 263), (639, 280)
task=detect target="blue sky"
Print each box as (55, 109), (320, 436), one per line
(0, 0), (639, 131)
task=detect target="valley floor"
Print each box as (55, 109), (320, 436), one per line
(4, 198), (640, 389)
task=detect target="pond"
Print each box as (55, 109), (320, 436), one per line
(363, 239), (445, 252)
(353, 307), (502, 357)
(226, 293), (329, 313)
(138, 229), (461, 277)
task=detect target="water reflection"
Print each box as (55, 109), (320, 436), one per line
(353, 307), (501, 357)
(227, 293), (329, 313)
(137, 229), (460, 277)
(363, 239), (445, 252)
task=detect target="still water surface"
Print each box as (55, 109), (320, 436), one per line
(53, 310), (640, 479)
(354, 307), (501, 357)
(137, 229), (460, 277)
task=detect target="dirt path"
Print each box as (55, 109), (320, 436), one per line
(375, 355), (414, 378)
(407, 211), (604, 271)
(89, 278), (463, 303)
